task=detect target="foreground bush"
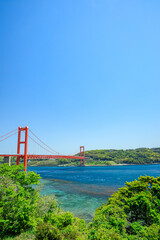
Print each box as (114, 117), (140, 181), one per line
(0, 164), (87, 239)
(35, 212), (88, 240)
(0, 164), (58, 238)
(89, 176), (160, 239)
(1, 164), (160, 240)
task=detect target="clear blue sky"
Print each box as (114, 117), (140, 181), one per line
(0, 0), (160, 154)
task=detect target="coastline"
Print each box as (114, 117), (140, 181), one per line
(28, 162), (160, 167)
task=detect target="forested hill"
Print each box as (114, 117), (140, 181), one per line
(1, 147), (160, 166)
(85, 148), (160, 165)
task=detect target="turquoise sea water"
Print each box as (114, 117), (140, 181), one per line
(28, 165), (160, 222)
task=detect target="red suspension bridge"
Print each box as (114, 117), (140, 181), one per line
(0, 126), (85, 171)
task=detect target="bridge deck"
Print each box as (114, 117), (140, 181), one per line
(0, 154), (84, 160)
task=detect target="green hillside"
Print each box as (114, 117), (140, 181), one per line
(85, 148), (160, 165)
(1, 147), (160, 166)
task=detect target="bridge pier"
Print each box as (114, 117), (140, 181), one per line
(4, 156), (11, 166)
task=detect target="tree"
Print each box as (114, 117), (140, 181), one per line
(0, 164), (42, 237)
(89, 176), (160, 239)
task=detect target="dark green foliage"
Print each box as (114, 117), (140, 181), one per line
(85, 148), (160, 165)
(0, 164), (41, 237)
(1, 163), (160, 240)
(0, 164), (88, 239)
(35, 222), (60, 240)
(26, 158), (80, 167)
(35, 212), (88, 240)
(0, 164), (58, 238)
(88, 227), (122, 240)
(0, 157), (4, 164)
(89, 176), (160, 239)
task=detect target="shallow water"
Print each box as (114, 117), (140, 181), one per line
(28, 165), (160, 222)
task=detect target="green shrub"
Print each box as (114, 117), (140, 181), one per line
(35, 212), (88, 240)
(1, 164), (160, 240)
(35, 222), (60, 240)
(88, 226), (122, 240)
(0, 164), (58, 238)
(89, 176), (160, 240)
(0, 164), (41, 237)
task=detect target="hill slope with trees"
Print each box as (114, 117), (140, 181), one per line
(84, 147), (160, 166)
(1, 147), (160, 166)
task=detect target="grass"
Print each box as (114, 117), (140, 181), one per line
(4, 230), (35, 240)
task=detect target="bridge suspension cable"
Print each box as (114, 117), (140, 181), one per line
(70, 148), (80, 156)
(0, 129), (17, 139)
(0, 131), (17, 143)
(28, 135), (59, 155)
(29, 129), (59, 154)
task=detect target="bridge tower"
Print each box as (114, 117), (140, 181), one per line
(17, 126), (28, 171)
(80, 146), (85, 165)
(14, 126), (85, 171)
